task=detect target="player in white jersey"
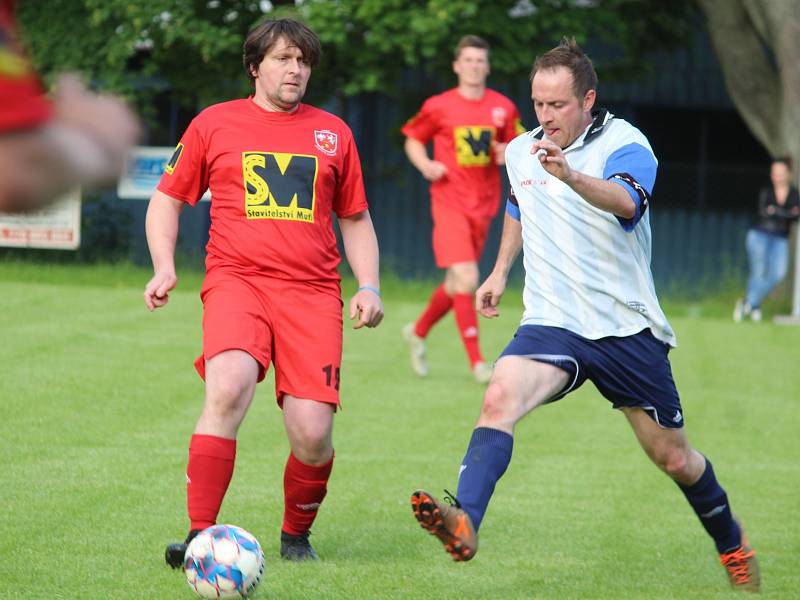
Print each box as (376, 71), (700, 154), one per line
(509, 110), (676, 346)
(410, 38), (759, 592)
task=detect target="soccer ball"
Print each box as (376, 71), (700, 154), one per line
(184, 524), (265, 599)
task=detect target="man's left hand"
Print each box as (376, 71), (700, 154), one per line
(350, 289), (384, 329)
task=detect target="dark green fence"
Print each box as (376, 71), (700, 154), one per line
(112, 183), (750, 296)
(1, 157), (753, 297)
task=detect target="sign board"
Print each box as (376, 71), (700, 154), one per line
(0, 188), (81, 250)
(117, 145), (210, 201)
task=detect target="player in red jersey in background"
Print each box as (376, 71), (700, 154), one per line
(144, 18), (383, 564)
(0, 0), (140, 212)
(402, 35), (523, 384)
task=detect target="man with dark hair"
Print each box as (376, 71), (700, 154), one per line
(0, 0), (140, 212)
(402, 34), (524, 384)
(243, 17), (321, 80)
(147, 17), (383, 565)
(411, 38), (760, 592)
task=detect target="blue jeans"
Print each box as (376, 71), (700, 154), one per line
(745, 229), (789, 308)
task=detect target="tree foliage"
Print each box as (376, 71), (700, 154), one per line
(17, 0), (261, 109)
(18, 0), (695, 112)
(304, 0), (694, 100)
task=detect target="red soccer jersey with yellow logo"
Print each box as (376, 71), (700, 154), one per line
(401, 88), (523, 218)
(157, 99), (368, 283)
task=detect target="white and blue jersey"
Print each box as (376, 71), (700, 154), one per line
(504, 110), (676, 347)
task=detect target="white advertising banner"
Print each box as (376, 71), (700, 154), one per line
(118, 145), (210, 201)
(0, 188), (81, 250)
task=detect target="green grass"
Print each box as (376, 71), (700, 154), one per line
(1, 261), (798, 599)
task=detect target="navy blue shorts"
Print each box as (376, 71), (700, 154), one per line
(500, 325), (684, 428)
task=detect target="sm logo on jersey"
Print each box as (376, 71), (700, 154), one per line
(243, 152), (318, 222)
(454, 126), (495, 167)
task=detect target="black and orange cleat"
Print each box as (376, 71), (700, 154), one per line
(411, 489), (477, 561)
(719, 522), (760, 592)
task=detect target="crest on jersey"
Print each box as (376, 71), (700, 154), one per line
(491, 107), (507, 128)
(314, 130), (338, 156)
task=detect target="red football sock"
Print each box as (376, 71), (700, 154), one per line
(186, 434), (236, 531)
(415, 284), (453, 338)
(282, 452), (334, 536)
(453, 293), (483, 367)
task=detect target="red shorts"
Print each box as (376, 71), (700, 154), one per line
(431, 202), (493, 268)
(196, 269), (344, 407)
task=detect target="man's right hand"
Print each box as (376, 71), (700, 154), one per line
(143, 270), (178, 312)
(421, 160), (448, 182)
(476, 271), (507, 318)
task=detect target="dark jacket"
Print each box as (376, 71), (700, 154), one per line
(753, 185), (800, 237)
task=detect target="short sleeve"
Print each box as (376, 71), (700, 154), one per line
(401, 97), (439, 144)
(506, 185), (521, 221)
(156, 118), (209, 206)
(603, 142), (657, 231)
(500, 102), (525, 143)
(333, 130), (368, 217)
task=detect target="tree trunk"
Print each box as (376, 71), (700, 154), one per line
(697, 0), (800, 167)
(697, 0), (800, 318)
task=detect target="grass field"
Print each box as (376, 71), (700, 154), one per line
(1, 262), (798, 599)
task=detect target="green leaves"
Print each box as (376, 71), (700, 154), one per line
(17, 0), (694, 112)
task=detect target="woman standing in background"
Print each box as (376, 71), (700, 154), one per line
(734, 157), (800, 322)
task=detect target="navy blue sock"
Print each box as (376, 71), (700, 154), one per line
(456, 427), (513, 531)
(677, 457), (741, 553)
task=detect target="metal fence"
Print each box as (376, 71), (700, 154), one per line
(114, 162), (751, 296)
(365, 162), (752, 293)
(4, 95), (757, 296)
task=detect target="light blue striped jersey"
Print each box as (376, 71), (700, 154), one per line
(504, 110), (676, 346)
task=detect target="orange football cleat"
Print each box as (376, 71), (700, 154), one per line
(411, 489), (477, 561)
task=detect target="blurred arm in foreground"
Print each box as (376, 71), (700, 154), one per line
(0, 1), (140, 212)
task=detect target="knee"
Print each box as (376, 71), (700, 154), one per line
(479, 380), (516, 424)
(449, 265), (479, 294)
(290, 421), (332, 464)
(205, 375), (251, 416)
(654, 446), (692, 480)
(293, 420), (329, 449)
(460, 271), (479, 293)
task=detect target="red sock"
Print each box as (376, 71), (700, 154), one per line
(453, 293), (483, 367)
(415, 284), (453, 337)
(186, 434), (236, 531)
(282, 452), (334, 536)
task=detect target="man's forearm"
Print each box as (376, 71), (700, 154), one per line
(339, 211), (380, 288)
(492, 213), (524, 277)
(566, 171), (636, 219)
(404, 138), (431, 174)
(145, 192), (183, 273)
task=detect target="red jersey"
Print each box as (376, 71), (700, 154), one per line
(402, 88), (523, 218)
(0, 0), (52, 131)
(157, 99), (368, 283)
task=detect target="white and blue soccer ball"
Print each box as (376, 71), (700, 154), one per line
(184, 524), (265, 599)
